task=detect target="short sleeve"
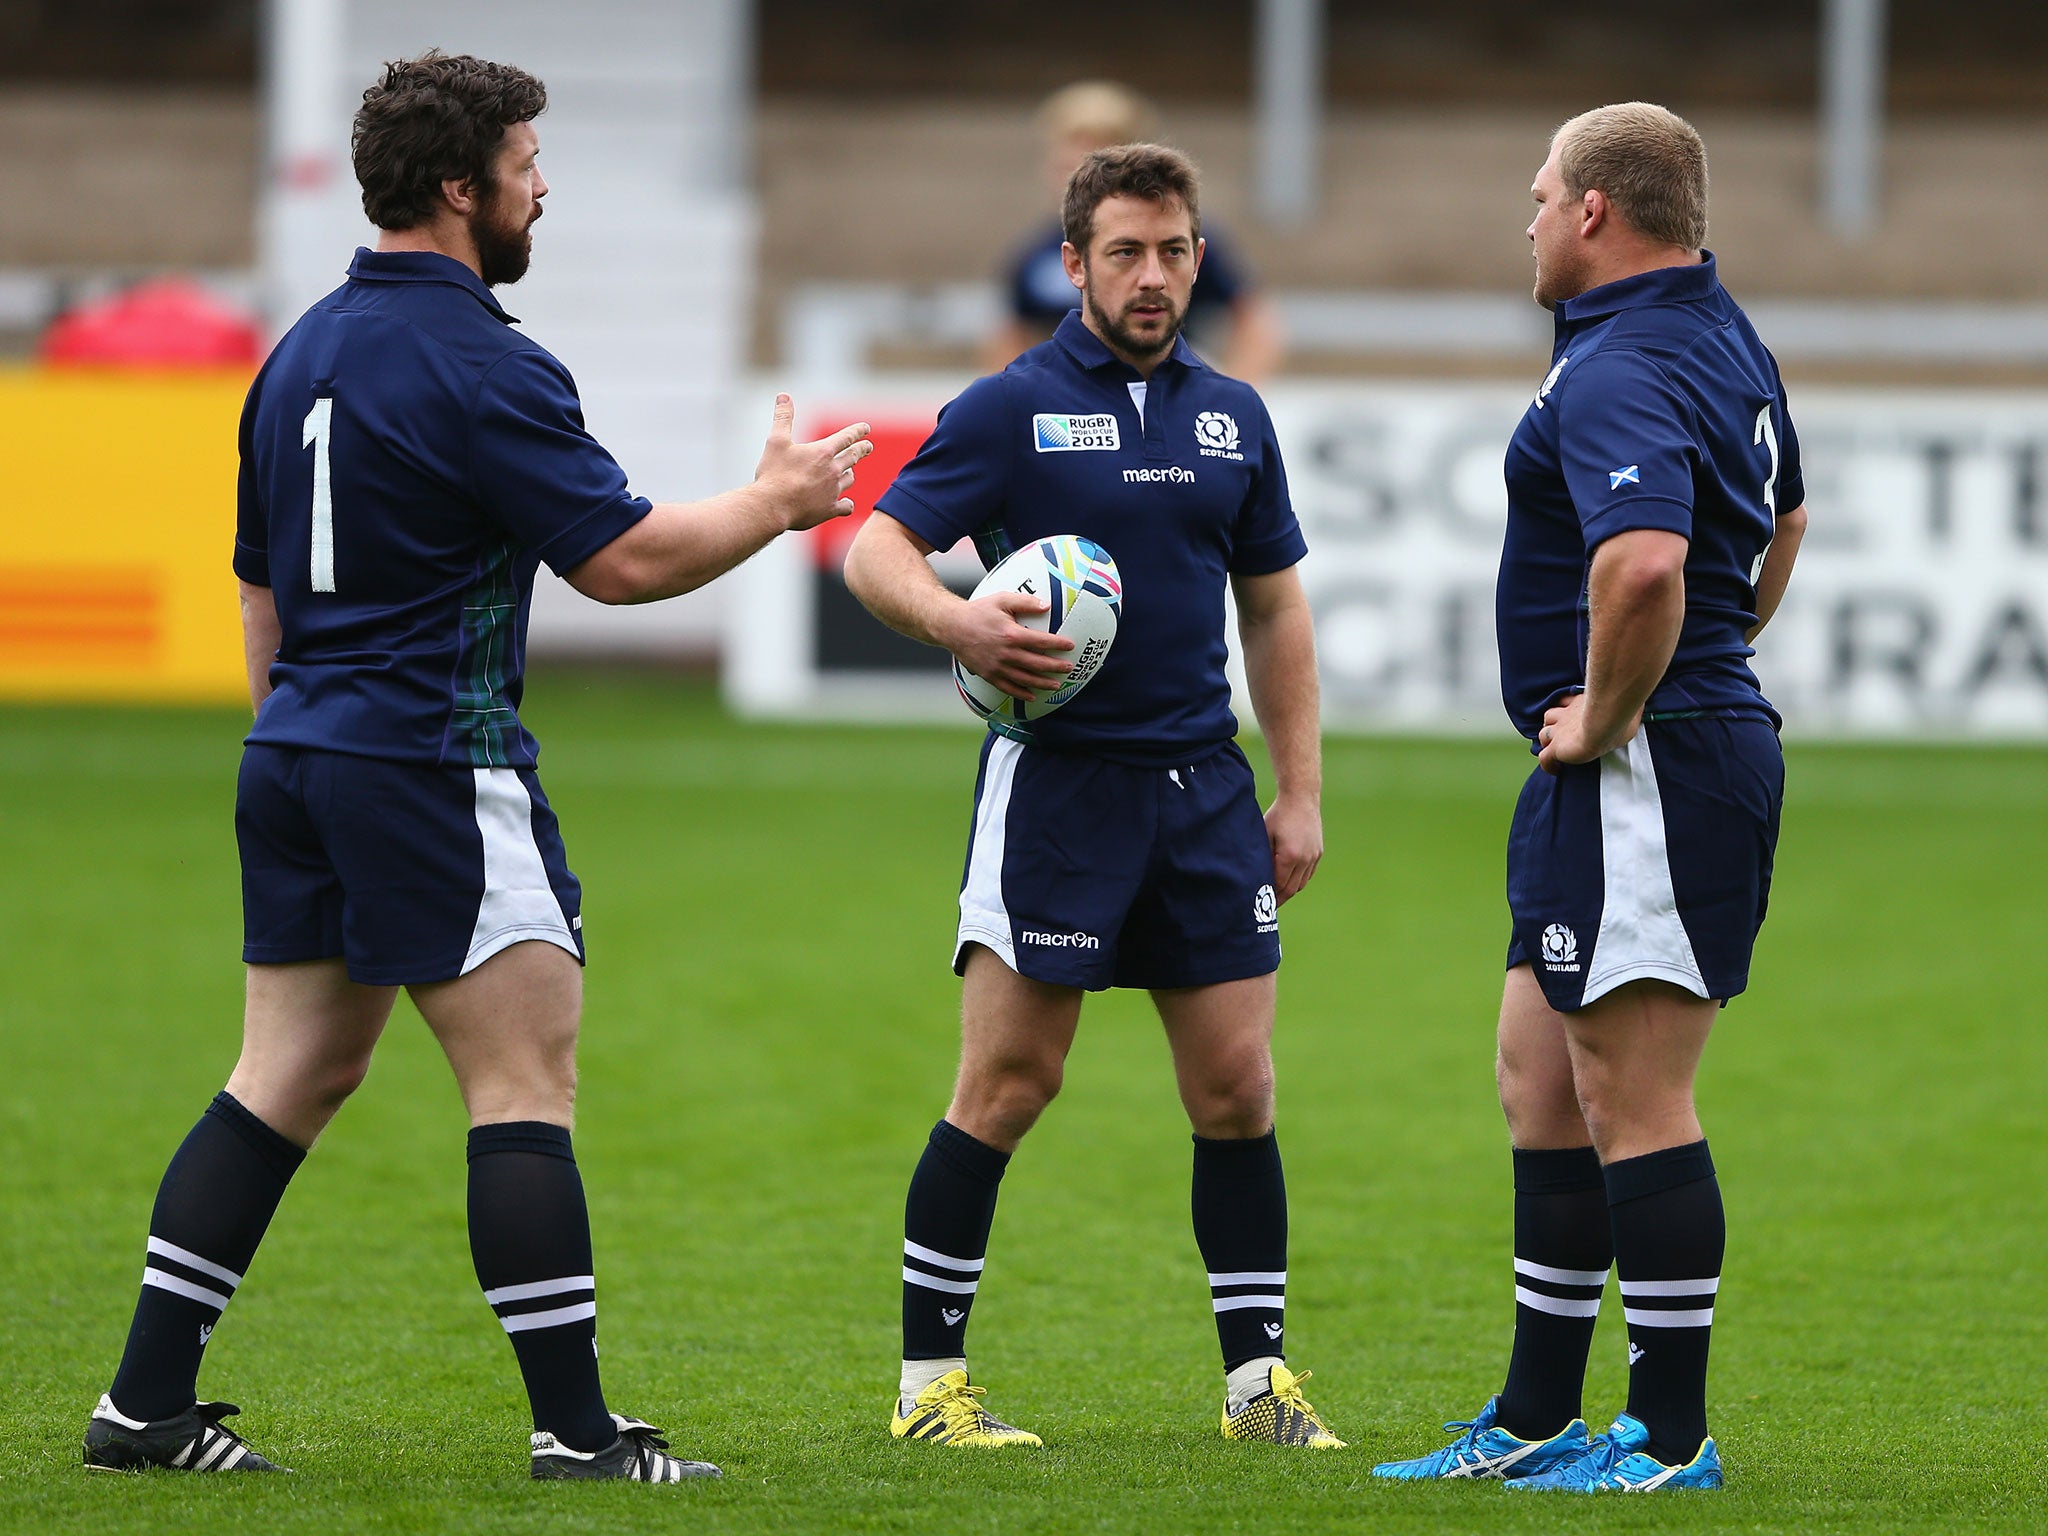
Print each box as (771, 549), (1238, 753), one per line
(470, 348), (651, 575)
(1773, 381), (1804, 516)
(232, 383), (270, 586)
(1556, 349), (1698, 547)
(1229, 398), (1307, 574)
(874, 374), (1012, 553)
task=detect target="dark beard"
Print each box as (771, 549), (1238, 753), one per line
(473, 189), (534, 287)
(1083, 285), (1183, 364)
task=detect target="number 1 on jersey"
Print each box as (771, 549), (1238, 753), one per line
(304, 397), (336, 593)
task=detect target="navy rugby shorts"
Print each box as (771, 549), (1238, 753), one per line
(1506, 716), (1783, 1012)
(955, 735), (1281, 991)
(237, 744), (585, 986)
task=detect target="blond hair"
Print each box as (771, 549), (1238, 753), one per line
(1039, 81), (1156, 149)
(1555, 102), (1708, 251)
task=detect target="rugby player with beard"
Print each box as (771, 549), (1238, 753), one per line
(845, 144), (1338, 1450)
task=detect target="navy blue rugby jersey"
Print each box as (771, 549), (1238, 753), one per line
(1004, 218), (1248, 331)
(234, 249), (650, 768)
(1498, 253), (1804, 740)
(877, 312), (1305, 767)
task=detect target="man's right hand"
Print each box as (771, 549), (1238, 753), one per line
(943, 591), (1076, 701)
(755, 393), (873, 531)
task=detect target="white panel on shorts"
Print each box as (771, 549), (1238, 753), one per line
(954, 736), (1024, 973)
(1584, 731), (1707, 1005)
(464, 769), (579, 975)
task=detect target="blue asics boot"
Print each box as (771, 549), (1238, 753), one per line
(1370, 1395), (1587, 1481)
(1506, 1412), (1723, 1491)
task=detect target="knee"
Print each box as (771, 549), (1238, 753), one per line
(1182, 1055), (1275, 1140)
(958, 1054), (1063, 1141)
(1497, 1046), (1581, 1144)
(311, 1049), (374, 1111)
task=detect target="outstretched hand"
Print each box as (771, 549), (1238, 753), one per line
(756, 394), (873, 531)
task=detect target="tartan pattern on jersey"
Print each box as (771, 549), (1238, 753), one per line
(450, 540), (521, 768)
(971, 520), (1016, 573)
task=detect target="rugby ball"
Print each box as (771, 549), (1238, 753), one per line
(953, 535), (1122, 730)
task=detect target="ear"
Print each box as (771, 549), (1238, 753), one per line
(1579, 188), (1609, 239)
(1060, 240), (1085, 291)
(1192, 234), (1206, 277)
(440, 176), (480, 217)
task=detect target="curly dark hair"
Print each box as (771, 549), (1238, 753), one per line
(352, 51), (547, 231)
(1061, 142), (1202, 258)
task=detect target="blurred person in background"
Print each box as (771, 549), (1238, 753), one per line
(983, 81), (1283, 382)
(1372, 101), (1807, 1494)
(81, 50), (871, 1485)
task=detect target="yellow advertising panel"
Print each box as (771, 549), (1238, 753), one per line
(0, 367), (251, 702)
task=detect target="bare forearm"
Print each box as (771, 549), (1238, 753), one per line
(239, 580), (279, 712)
(1241, 604), (1321, 801)
(592, 486), (789, 604)
(843, 523), (965, 650)
(1580, 554), (1684, 744)
(1747, 503), (1807, 642)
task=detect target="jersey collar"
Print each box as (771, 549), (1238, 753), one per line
(345, 248), (519, 324)
(1052, 309), (1203, 378)
(1557, 250), (1719, 326)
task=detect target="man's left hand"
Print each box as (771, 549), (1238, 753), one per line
(1264, 793), (1323, 904)
(1536, 692), (1641, 774)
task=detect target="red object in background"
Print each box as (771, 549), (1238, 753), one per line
(805, 410), (940, 570)
(38, 277), (263, 368)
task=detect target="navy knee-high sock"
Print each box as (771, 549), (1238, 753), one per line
(1608, 1140), (1723, 1465)
(1191, 1131), (1289, 1371)
(1496, 1145), (1611, 1439)
(901, 1120), (1010, 1362)
(468, 1122), (614, 1453)
(108, 1092), (305, 1421)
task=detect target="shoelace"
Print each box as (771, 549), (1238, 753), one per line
(1435, 1413), (1488, 1457)
(1271, 1371), (1330, 1429)
(1553, 1431), (1623, 1486)
(930, 1381), (1010, 1431)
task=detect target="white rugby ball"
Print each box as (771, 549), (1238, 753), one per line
(954, 535), (1122, 730)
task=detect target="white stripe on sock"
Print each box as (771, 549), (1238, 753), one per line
(1207, 1270), (1287, 1287)
(903, 1240), (985, 1273)
(500, 1300), (598, 1333)
(497, 1302), (598, 1335)
(483, 1274), (596, 1306)
(1513, 1258), (1607, 1286)
(1623, 1305), (1715, 1327)
(902, 1267), (978, 1295)
(141, 1267), (232, 1311)
(1212, 1294), (1286, 1313)
(145, 1237), (244, 1289)
(1515, 1285), (1602, 1318)
(1618, 1276), (1720, 1297)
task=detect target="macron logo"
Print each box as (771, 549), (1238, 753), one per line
(1020, 929), (1100, 950)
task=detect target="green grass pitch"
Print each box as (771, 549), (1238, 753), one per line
(2, 674), (2042, 1535)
